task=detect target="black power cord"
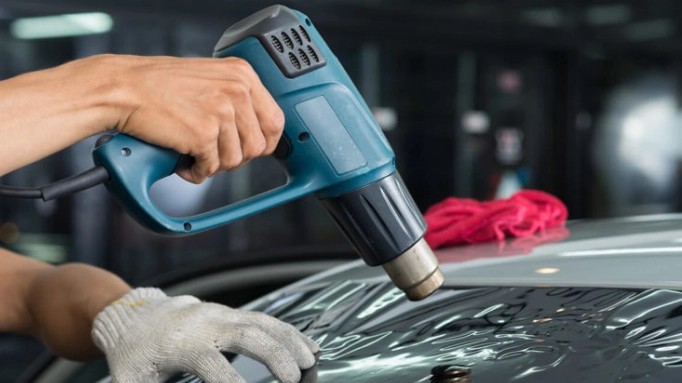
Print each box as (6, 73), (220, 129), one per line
(0, 166), (110, 201)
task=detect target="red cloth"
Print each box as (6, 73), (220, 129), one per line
(424, 190), (568, 249)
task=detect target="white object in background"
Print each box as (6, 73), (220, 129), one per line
(495, 170), (522, 199)
(372, 107), (398, 131)
(461, 111), (490, 134)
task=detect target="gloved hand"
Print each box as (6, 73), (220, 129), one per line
(92, 287), (318, 383)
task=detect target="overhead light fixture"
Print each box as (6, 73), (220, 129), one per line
(10, 12), (113, 40)
(521, 8), (563, 28)
(585, 5), (631, 26)
(624, 19), (675, 42)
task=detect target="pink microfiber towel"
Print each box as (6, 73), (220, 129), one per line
(424, 190), (568, 249)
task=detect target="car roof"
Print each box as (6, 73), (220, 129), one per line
(292, 213), (682, 291)
(231, 214), (682, 383)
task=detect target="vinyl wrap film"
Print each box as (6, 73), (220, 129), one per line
(165, 282), (682, 382)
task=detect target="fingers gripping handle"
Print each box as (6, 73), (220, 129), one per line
(92, 134), (309, 235)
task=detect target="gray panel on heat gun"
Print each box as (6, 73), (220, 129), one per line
(295, 96), (367, 175)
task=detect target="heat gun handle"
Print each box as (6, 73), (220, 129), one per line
(92, 133), (311, 235)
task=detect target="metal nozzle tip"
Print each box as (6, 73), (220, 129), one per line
(404, 267), (444, 301)
(382, 238), (444, 301)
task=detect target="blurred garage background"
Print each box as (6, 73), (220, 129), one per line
(1, 0), (682, 380)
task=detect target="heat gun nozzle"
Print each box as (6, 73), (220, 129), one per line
(382, 238), (444, 301)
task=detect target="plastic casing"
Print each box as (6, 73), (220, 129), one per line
(92, 5), (397, 235)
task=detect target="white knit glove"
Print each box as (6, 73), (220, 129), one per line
(92, 287), (318, 383)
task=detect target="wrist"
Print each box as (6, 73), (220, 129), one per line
(57, 54), (141, 136)
(92, 287), (167, 351)
(22, 263), (131, 360)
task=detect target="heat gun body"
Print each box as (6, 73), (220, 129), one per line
(93, 5), (443, 299)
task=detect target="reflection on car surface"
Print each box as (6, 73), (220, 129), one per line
(231, 215), (682, 382)
(73, 215), (682, 382)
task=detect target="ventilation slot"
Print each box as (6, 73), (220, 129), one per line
(290, 28), (303, 45)
(299, 25), (311, 42)
(298, 49), (310, 66)
(263, 25), (325, 77)
(306, 46), (320, 63)
(270, 35), (284, 53)
(288, 52), (301, 70)
(281, 32), (294, 49)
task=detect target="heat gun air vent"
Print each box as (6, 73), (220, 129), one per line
(288, 52), (301, 70)
(307, 46), (319, 63)
(291, 28), (303, 45)
(281, 31), (294, 49)
(298, 48), (310, 66)
(299, 25), (311, 42)
(270, 35), (284, 53)
(264, 24), (326, 78)
(264, 24), (326, 77)
(215, 6), (326, 78)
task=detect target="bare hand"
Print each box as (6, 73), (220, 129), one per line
(86, 54), (285, 183)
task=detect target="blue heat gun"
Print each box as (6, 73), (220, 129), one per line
(1, 5), (443, 300)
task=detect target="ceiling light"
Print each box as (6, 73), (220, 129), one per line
(10, 12), (113, 40)
(586, 5), (631, 26)
(522, 8), (563, 28)
(623, 19), (674, 42)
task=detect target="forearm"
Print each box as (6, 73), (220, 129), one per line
(0, 55), (127, 176)
(0, 248), (130, 360)
(28, 263), (132, 360)
(0, 54), (285, 183)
